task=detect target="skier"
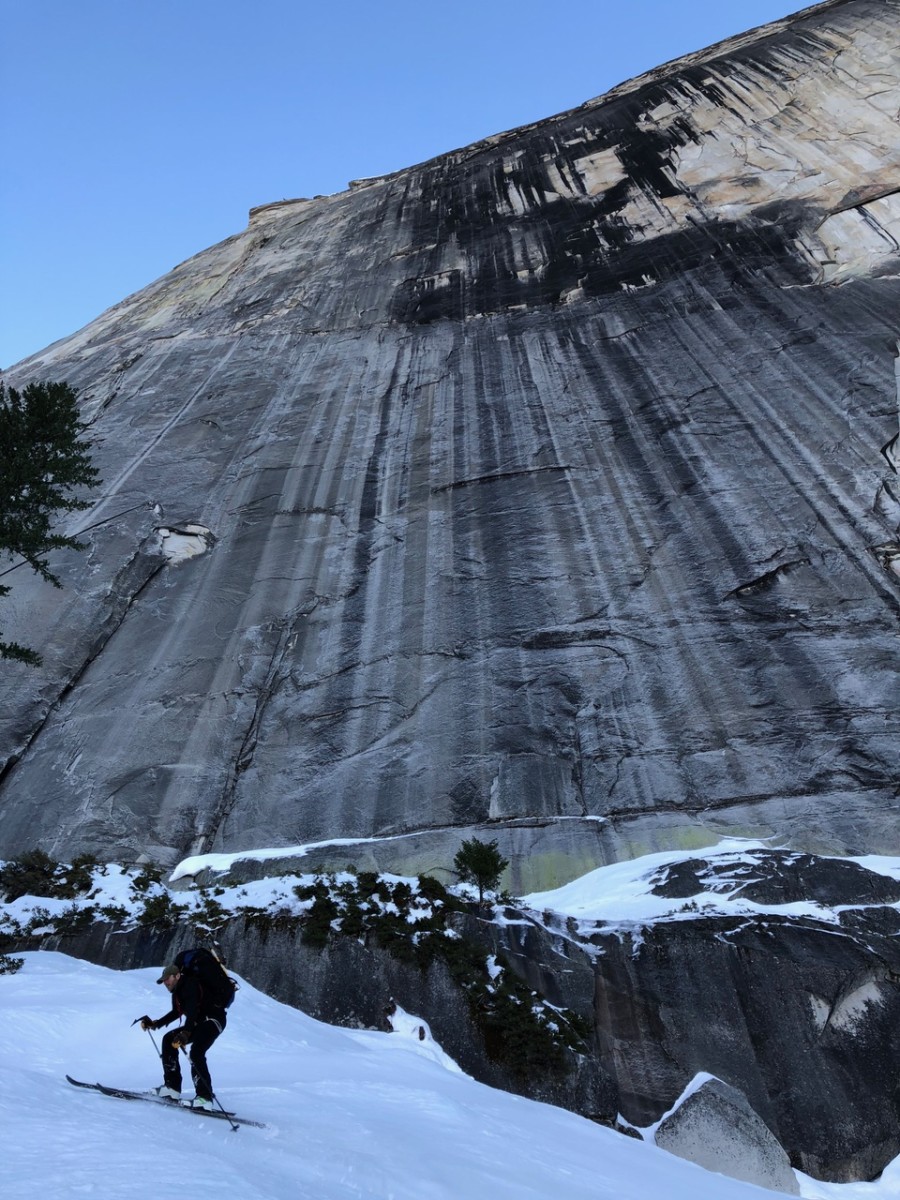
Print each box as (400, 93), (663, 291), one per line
(139, 961), (227, 1110)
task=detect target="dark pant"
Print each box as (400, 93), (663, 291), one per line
(162, 1013), (226, 1100)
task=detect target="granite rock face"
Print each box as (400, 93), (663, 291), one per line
(0, 0), (899, 884)
(502, 848), (900, 1181)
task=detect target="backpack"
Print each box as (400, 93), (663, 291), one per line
(175, 947), (237, 1010)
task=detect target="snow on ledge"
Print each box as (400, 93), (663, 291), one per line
(642, 1071), (719, 1139)
(170, 831), (428, 882)
(171, 816), (609, 884)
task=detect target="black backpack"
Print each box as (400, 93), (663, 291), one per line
(175, 947), (237, 1010)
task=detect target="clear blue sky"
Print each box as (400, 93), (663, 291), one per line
(1, 0), (808, 368)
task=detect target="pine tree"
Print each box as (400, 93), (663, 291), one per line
(453, 837), (510, 904)
(0, 380), (100, 665)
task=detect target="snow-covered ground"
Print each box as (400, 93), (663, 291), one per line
(5, 839), (900, 1198)
(521, 838), (900, 930)
(0, 950), (898, 1200)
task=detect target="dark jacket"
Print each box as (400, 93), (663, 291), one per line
(155, 973), (220, 1036)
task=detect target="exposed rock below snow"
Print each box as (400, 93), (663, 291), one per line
(506, 847), (900, 1182)
(0, 0), (899, 888)
(647, 847), (900, 907)
(654, 1077), (799, 1195)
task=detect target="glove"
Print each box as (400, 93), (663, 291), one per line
(137, 1015), (155, 1031)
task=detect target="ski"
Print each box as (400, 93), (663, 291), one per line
(65, 1076), (265, 1128)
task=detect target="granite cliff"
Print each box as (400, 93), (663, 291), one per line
(3, 0), (898, 883)
(2, 0), (900, 1184)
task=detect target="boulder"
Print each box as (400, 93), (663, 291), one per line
(654, 1076), (799, 1195)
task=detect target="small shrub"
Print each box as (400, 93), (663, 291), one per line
(355, 872), (380, 898)
(64, 854), (99, 896)
(302, 891), (340, 947)
(0, 913), (24, 940)
(0, 849), (103, 902)
(190, 889), (229, 934)
(0, 849), (62, 901)
(416, 873), (450, 905)
(98, 904), (128, 924)
(130, 864), (164, 895)
(54, 903), (97, 934)
(337, 894), (367, 940)
(25, 906), (54, 933)
(137, 893), (187, 930)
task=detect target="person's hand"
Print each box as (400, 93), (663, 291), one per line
(137, 1015), (155, 1031)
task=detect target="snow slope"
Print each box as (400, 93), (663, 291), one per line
(0, 950), (836, 1200)
(6, 837), (900, 1199)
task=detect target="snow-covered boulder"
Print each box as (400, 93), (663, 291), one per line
(653, 1076), (799, 1195)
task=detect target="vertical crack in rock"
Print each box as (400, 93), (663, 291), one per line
(194, 612), (303, 857)
(872, 342), (900, 576)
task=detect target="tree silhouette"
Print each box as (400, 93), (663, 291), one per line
(0, 380), (100, 665)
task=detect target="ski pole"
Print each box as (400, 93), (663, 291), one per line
(132, 1017), (163, 1060)
(211, 1090), (240, 1133)
(174, 1041), (239, 1132)
(133, 1020), (236, 1127)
